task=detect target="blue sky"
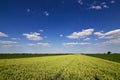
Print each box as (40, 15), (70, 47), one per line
(0, 0), (120, 53)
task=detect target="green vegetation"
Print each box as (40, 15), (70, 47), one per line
(0, 54), (70, 59)
(0, 54), (120, 80)
(86, 54), (120, 63)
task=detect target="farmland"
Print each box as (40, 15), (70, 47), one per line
(86, 54), (120, 63)
(0, 54), (120, 80)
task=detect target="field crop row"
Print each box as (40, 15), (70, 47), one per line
(85, 54), (120, 63)
(0, 55), (120, 80)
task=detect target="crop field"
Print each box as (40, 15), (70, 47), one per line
(85, 54), (120, 63)
(0, 54), (120, 80)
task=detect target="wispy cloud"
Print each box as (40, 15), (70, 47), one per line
(0, 32), (8, 37)
(103, 38), (120, 45)
(84, 38), (90, 41)
(37, 43), (50, 47)
(0, 40), (17, 45)
(59, 34), (63, 37)
(94, 29), (120, 46)
(67, 29), (94, 39)
(23, 32), (43, 41)
(44, 11), (49, 16)
(39, 29), (44, 32)
(63, 42), (90, 47)
(78, 0), (83, 5)
(94, 29), (120, 39)
(0, 40), (18, 48)
(103, 5), (109, 8)
(28, 42), (50, 47)
(110, 0), (115, 4)
(88, 1), (111, 10)
(27, 43), (36, 46)
(95, 38), (120, 46)
(27, 8), (31, 12)
(11, 38), (20, 40)
(89, 5), (102, 10)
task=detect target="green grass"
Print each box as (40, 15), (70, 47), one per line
(0, 54), (70, 59)
(85, 54), (120, 63)
(0, 54), (120, 80)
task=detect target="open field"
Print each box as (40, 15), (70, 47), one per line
(86, 54), (120, 63)
(0, 54), (120, 80)
(0, 54), (69, 59)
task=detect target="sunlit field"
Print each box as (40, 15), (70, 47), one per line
(0, 54), (120, 80)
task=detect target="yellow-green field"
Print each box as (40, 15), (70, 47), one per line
(0, 54), (120, 80)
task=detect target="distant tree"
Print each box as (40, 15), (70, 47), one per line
(107, 51), (111, 54)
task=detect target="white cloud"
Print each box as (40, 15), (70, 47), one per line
(94, 6), (102, 10)
(37, 43), (50, 47)
(89, 1), (110, 10)
(23, 32), (42, 41)
(103, 38), (120, 45)
(101, 2), (106, 5)
(0, 32), (8, 37)
(110, 0), (115, 4)
(63, 42), (90, 47)
(44, 11), (49, 16)
(78, 0), (83, 5)
(39, 29), (44, 32)
(95, 38), (120, 46)
(84, 38), (90, 41)
(28, 42), (50, 47)
(0, 40), (19, 48)
(1, 45), (20, 48)
(27, 9), (31, 12)
(11, 38), (20, 40)
(89, 5), (102, 10)
(27, 43), (36, 46)
(94, 29), (120, 39)
(59, 34), (63, 37)
(103, 5), (109, 8)
(67, 29), (94, 39)
(0, 40), (17, 45)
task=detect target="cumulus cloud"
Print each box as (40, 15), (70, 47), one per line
(67, 29), (94, 39)
(0, 32), (8, 37)
(28, 42), (50, 47)
(94, 29), (120, 39)
(23, 32), (42, 41)
(63, 42), (90, 47)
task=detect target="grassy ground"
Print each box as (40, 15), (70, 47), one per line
(0, 54), (70, 59)
(0, 54), (120, 80)
(85, 54), (120, 63)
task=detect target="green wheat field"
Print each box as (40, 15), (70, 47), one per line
(0, 54), (120, 80)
